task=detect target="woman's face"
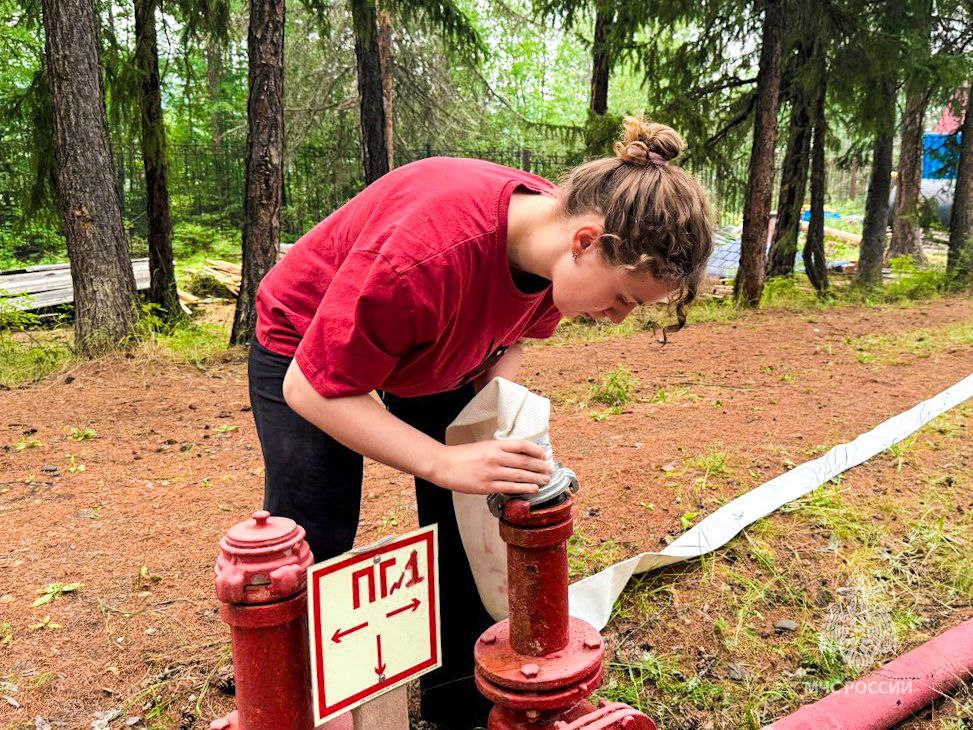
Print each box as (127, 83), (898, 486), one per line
(550, 228), (674, 322)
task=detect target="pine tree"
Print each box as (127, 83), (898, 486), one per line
(351, 0), (390, 184)
(948, 82), (973, 282)
(803, 49), (829, 295)
(134, 0), (180, 318)
(231, 0), (285, 345)
(767, 34), (815, 279)
(857, 76), (896, 287)
(734, 0), (784, 307)
(41, 0), (138, 354)
(341, 0), (483, 184)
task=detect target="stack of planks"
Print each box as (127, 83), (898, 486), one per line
(1, 243), (294, 313)
(198, 259), (242, 296)
(193, 243), (295, 298)
(0, 259), (197, 314)
(0, 259), (151, 311)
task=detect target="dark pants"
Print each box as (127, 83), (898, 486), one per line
(247, 340), (494, 729)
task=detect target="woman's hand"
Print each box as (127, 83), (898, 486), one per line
(431, 439), (553, 495)
(282, 360), (552, 496)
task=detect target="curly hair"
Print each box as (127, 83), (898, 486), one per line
(558, 115), (714, 339)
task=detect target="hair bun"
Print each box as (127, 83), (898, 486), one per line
(613, 116), (686, 167)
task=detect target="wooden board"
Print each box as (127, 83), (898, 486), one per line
(2, 241), (292, 311)
(0, 259), (150, 310)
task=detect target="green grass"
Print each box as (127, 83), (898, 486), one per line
(688, 450), (730, 478)
(760, 275), (823, 309)
(556, 263), (966, 341)
(781, 481), (881, 546)
(0, 306), (233, 387)
(590, 366), (639, 408)
(598, 650), (730, 725)
(850, 320), (973, 365)
(568, 531), (623, 578)
(150, 321), (232, 368)
(169, 223), (242, 278)
(541, 312), (657, 347)
(0, 331), (72, 387)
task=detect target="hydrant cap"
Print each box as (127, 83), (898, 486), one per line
(225, 510), (299, 549)
(215, 510), (313, 604)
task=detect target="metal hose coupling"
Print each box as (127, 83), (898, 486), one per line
(487, 463), (580, 518)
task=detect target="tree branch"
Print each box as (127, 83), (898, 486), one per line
(703, 92), (758, 150)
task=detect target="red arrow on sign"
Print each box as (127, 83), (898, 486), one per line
(375, 634), (386, 676)
(331, 621), (368, 644)
(386, 597), (421, 619)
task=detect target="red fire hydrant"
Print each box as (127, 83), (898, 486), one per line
(475, 494), (657, 730)
(210, 510), (315, 730)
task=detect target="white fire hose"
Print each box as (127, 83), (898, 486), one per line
(447, 373), (973, 630)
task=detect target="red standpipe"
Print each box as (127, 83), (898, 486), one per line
(475, 495), (657, 730)
(764, 617), (973, 730)
(210, 510), (315, 730)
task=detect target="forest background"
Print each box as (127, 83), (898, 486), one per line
(2, 0), (973, 359)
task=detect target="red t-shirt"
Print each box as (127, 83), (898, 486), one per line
(255, 157), (563, 398)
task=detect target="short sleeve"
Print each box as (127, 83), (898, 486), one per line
(294, 251), (421, 397)
(522, 304), (562, 339)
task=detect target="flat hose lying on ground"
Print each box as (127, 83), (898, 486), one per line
(447, 373), (973, 629)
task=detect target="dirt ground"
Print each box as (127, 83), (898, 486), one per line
(1, 294), (972, 729)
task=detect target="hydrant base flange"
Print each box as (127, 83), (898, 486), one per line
(475, 617), (605, 691)
(475, 664), (605, 714)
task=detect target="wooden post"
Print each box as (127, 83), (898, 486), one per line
(321, 687), (410, 730)
(353, 686), (409, 730)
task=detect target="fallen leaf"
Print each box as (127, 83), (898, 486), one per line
(29, 615), (60, 630)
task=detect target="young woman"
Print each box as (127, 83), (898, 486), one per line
(248, 116), (713, 728)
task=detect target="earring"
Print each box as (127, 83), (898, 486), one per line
(572, 252), (579, 262)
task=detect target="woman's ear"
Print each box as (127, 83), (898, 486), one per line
(571, 222), (605, 259)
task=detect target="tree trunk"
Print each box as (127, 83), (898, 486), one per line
(766, 94), (811, 278)
(857, 79), (897, 287)
(734, 0), (784, 307)
(377, 3), (394, 170)
(41, 0), (138, 355)
(590, 3), (613, 116)
(134, 0), (180, 318)
(206, 33), (224, 149)
(803, 66), (829, 295)
(206, 31), (226, 200)
(351, 0), (390, 185)
(888, 81), (929, 263)
(230, 0), (285, 345)
(948, 82), (973, 282)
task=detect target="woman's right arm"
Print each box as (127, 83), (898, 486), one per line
(282, 360), (552, 495)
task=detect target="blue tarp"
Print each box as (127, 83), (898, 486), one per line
(923, 132), (961, 180)
(707, 227), (851, 279)
(800, 209), (841, 223)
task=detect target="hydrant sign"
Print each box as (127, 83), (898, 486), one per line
(307, 525), (441, 725)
